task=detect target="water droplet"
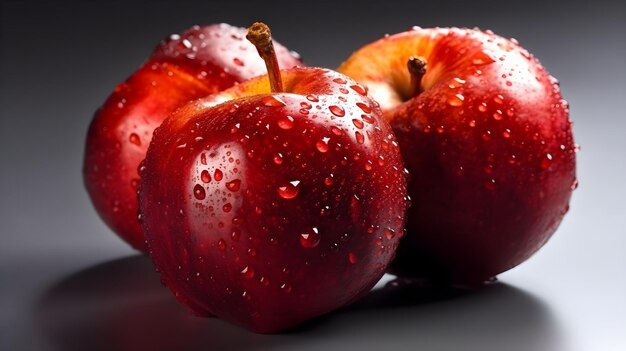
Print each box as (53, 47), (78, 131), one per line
(339, 87), (349, 94)
(384, 228), (395, 240)
(306, 94), (319, 102)
(129, 133), (141, 146)
(570, 178), (579, 190)
(493, 94), (504, 104)
(447, 94), (464, 107)
(348, 252), (357, 264)
(262, 95), (286, 107)
(217, 239), (226, 251)
(278, 180), (300, 199)
(492, 110), (503, 121)
(233, 57), (244, 66)
(324, 176), (333, 186)
(223, 203), (232, 212)
(226, 179), (241, 192)
(502, 129), (511, 138)
(469, 120), (477, 127)
(201, 170), (211, 183)
(273, 153), (284, 165)
(540, 153), (553, 170)
(300, 101), (312, 109)
(484, 179), (497, 190)
(200, 153), (207, 165)
(278, 115), (294, 129)
(193, 184), (206, 200)
(333, 77), (347, 84)
(214, 169), (223, 181)
(300, 227), (321, 248)
(280, 283), (292, 293)
(247, 248), (256, 256)
(472, 51), (496, 65)
(241, 266), (255, 279)
(316, 137), (330, 153)
(231, 229), (240, 241)
(478, 102), (487, 112)
(356, 102), (372, 113)
(350, 84), (367, 96)
(355, 131), (365, 144)
(361, 114), (375, 124)
(352, 119), (364, 129)
(329, 105), (345, 117)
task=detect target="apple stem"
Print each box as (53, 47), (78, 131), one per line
(246, 22), (283, 93)
(407, 56), (427, 96)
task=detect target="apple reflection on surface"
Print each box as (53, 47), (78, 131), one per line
(37, 255), (564, 351)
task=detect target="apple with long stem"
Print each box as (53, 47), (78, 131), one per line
(84, 23), (302, 252)
(339, 27), (577, 285)
(139, 23), (408, 332)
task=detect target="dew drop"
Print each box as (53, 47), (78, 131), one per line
(493, 94), (504, 104)
(478, 102), (487, 112)
(570, 178), (579, 190)
(447, 94), (465, 107)
(324, 176), (333, 186)
(492, 110), (503, 121)
(241, 266), (255, 279)
(540, 153), (553, 170)
(201, 170), (211, 183)
(306, 94), (319, 102)
(200, 153), (207, 165)
(223, 203), (232, 212)
(262, 95), (286, 107)
(333, 77), (347, 84)
(278, 180), (300, 199)
(278, 115), (294, 129)
(233, 57), (244, 66)
(214, 169), (223, 181)
(348, 252), (358, 264)
(226, 179), (241, 192)
(356, 102), (372, 113)
(352, 119), (364, 129)
(484, 179), (497, 191)
(316, 137), (330, 153)
(350, 84), (367, 96)
(217, 239), (226, 251)
(355, 131), (365, 144)
(361, 114), (375, 124)
(502, 129), (511, 138)
(129, 133), (141, 146)
(247, 248), (256, 256)
(329, 105), (345, 117)
(273, 153), (284, 165)
(280, 283), (292, 293)
(469, 120), (477, 127)
(231, 228), (241, 241)
(300, 227), (321, 249)
(384, 228), (395, 240)
(193, 184), (206, 200)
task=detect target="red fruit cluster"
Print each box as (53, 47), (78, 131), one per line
(83, 22), (576, 332)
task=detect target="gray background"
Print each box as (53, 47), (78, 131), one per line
(1, 0), (625, 350)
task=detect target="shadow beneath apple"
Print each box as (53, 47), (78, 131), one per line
(36, 255), (564, 351)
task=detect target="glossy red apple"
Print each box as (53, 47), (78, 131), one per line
(139, 23), (408, 332)
(338, 27), (577, 285)
(84, 23), (302, 252)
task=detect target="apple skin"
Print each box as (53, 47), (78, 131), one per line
(83, 24), (302, 252)
(338, 27), (577, 285)
(138, 67), (409, 332)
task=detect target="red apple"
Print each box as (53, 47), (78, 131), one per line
(139, 23), (408, 332)
(84, 23), (302, 252)
(338, 27), (577, 285)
